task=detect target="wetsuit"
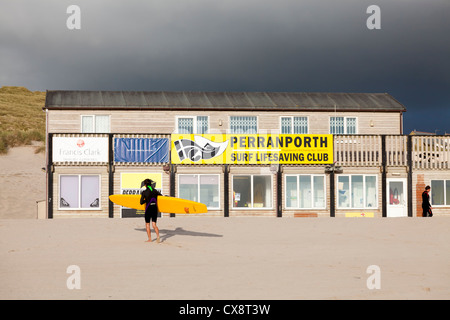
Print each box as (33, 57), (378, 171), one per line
(140, 187), (162, 223)
(421, 190), (432, 217)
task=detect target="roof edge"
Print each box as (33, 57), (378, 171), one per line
(43, 90), (406, 112)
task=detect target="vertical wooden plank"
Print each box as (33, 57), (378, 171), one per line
(356, 136), (360, 166)
(422, 136), (426, 169)
(391, 136), (395, 166)
(351, 135), (355, 166)
(387, 136), (391, 166)
(414, 136), (418, 169)
(445, 137), (450, 168)
(435, 137), (439, 169)
(418, 136), (423, 169)
(416, 137), (420, 169)
(403, 136), (407, 166)
(335, 136), (340, 166)
(396, 136), (400, 166)
(386, 136), (390, 166)
(362, 135), (365, 166)
(419, 137), (425, 169)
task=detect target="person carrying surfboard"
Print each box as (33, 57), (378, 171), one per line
(140, 179), (162, 243)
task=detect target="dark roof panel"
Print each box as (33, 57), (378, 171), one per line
(344, 93), (371, 108)
(142, 91), (168, 107)
(44, 91), (406, 112)
(163, 92), (190, 107)
(266, 92), (296, 108)
(225, 92), (253, 108)
(246, 92), (275, 108)
(122, 91), (147, 107)
(61, 91), (82, 106)
(204, 92), (232, 108)
(184, 92), (213, 108)
(101, 91), (126, 106)
(79, 91), (103, 106)
(286, 93), (316, 108)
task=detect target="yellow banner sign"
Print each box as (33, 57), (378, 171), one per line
(171, 134), (333, 165)
(121, 173), (162, 194)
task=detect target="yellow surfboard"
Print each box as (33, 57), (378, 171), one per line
(109, 194), (207, 214)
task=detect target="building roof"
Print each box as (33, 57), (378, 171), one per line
(44, 91), (406, 112)
(410, 130), (450, 136)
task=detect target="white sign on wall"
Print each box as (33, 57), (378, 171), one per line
(53, 137), (109, 162)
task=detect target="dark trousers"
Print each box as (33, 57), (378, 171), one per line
(422, 207), (432, 217)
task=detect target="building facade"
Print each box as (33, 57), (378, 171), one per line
(43, 91), (450, 218)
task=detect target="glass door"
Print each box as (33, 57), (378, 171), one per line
(387, 178), (407, 217)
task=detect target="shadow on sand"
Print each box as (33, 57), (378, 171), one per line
(134, 227), (223, 243)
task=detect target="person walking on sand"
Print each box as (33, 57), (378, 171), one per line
(421, 185), (433, 217)
(140, 179), (162, 242)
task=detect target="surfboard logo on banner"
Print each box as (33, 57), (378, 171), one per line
(172, 134), (333, 165)
(174, 136), (229, 162)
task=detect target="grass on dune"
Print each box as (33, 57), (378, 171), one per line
(0, 86), (46, 154)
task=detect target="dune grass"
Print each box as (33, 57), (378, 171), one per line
(0, 86), (46, 154)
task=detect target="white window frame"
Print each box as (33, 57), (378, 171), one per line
(81, 115), (110, 133)
(280, 116), (309, 134)
(175, 116), (209, 134)
(285, 174), (326, 209)
(58, 174), (101, 211)
(431, 179), (450, 207)
(229, 116), (258, 134)
(232, 174), (273, 210)
(329, 116), (358, 134)
(337, 174), (378, 209)
(177, 174), (220, 210)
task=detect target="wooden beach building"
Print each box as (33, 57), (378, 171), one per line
(43, 91), (450, 218)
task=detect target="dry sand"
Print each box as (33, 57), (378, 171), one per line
(0, 146), (449, 300)
(0, 145), (46, 219)
(0, 217), (449, 300)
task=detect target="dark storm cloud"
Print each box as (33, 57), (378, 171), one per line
(1, 0), (449, 132)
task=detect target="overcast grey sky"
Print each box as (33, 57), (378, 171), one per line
(1, 0), (449, 133)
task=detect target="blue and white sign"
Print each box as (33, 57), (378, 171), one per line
(114, 138), (169, 163)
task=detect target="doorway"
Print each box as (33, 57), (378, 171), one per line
(387, 178), (407, 217)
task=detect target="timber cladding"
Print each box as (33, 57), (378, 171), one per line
(47, 110), (402, 135)
(43, 91), (450, 218)
(45, 132), (450, 218)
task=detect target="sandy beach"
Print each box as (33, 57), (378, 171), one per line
(0, 146), (449, 300)
(0, 145), (46, 219)
(1, 217), (449, 300)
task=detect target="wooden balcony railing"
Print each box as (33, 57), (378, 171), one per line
(334, 135), (449, 169)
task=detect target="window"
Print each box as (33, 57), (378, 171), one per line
(177, 116), (209, 134)
(330, 117), (357, 134)
(281, 117), (308, 134)
(232, 175), (272, 208)
(338, 175), (377, 208)
(431, 180), (450, 206)
(285, 175), (326, 209)
(230, 116), (257, 134)
(81, 115), (110, 133)
(59, 175), (100, 210)
(365, 176), (377, 207)
(178, 174), (220, 209)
